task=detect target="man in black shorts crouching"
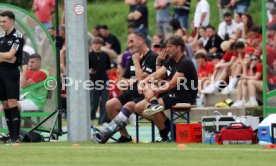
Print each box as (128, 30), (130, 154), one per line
(0, 11), (24, 143)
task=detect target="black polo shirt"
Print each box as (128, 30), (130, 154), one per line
(88, 51), (111, 82)
(123, 50), (157, 79)
(163, 55), (198, 99)
(0, 28), (24, 69)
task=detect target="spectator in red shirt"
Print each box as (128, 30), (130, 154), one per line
(195, 49), (214, 91)
(232, 54), (262, 107)
(108, 62), (120, 99)
(268, 60), (276, 90)
(19, 54), (48, 127)
(221, 41), (245, 94)
(32, 0), (55, 29)
(202, 41), (236, 94)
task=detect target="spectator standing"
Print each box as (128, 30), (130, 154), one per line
(194, 0), (210, 31)
(172, 0), (191, 30)
(32, 0), (55, 29)
(154, 0), (171, 37)
(128, 0), (149, 38)
(231, 0), (251, 14)
(89, 37), (111, 125)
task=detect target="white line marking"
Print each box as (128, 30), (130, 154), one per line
(1, 146), (276, 152)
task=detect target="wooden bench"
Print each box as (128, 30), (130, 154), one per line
(135, 113), (155, 143)
(135, 103), (194, 143)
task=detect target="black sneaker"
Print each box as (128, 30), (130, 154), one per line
(12, 138), (21, 144)
(143, 104), (164, 115)
(156, 137), (170, 143)
(5, 138), (13, 144)
(117, 135), (132, 143)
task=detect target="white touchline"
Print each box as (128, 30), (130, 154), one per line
(1, 146), (276, 153)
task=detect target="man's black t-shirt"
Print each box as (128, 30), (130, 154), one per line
(204, 34), (223, 53)
(133, 4), (148, 29)
(123, 50), (157, 79)
(174, 0), (191, 16)
(89, 51), (111, 82)
(102, 33), (121, 54)
(163, 55), (198, 100)
(0, 28), (24, 68)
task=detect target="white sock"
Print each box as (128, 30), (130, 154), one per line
(229, 77), (238, 89)
(249, 96), (257, 102)
(214, 81), (221, 89)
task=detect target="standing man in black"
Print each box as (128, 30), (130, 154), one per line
(89, 37), (111, 125)
(0, 11), (24, 143)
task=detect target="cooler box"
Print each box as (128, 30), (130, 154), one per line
(176, 123), (202, 143)
(258, 114), (276, 145)
(202, 115), (236, 144)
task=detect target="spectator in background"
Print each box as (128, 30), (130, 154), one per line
(231, 53), (251, 107)
(204, 25), (223, 55)
(192, 26), (209, 50)
(47, 27), (56, 40)
(128, 0), (149, 38)
(59, 25), (66, 76)
(241, 13), (254, 39)
(100, 25), (121, 61)
(202, 41), (236, 94)
(19, 55), (48, 127)
(89, 37), (111, 125)
(154, 0), (171, 37)
(172, 0), (191, 30)
(151, 34), (164, 52)
(221, 41), (245, 94)
(193, 0), (210, 31)
(92, 24), (101, 38)
(244, 55), (263, 107)
(231, 0), (251, 15)
(268, 9), (276, 27)
(247, 26), (262, 47)
(218, 12), (242, 41)
(32, 0), (55, 29)
(195, 49), (214, 91)
(18, 54), (48, 111)
(234, 12), (243, 27)
(108, 62), (120, 99)
(218, 0), (233, 22)
(169, 18), (184, 35)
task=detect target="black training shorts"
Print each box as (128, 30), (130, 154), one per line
(0, 67), (20, 101)
(117, 88), (144, 105)
(159, 92), (196, 109)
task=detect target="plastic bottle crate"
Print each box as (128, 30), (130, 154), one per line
(176, 123), (202, 143)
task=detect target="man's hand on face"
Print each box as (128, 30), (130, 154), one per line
(132, 53), (141, 62)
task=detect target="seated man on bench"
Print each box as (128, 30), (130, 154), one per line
(91, 32), (157, 144)
(19, 54), (48, 126)
(135, 35), (198, 142)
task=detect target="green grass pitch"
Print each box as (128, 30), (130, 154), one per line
(0, 142), (275, 166)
